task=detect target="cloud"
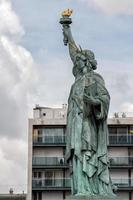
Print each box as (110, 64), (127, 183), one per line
(120, 102), (133, 113)
(0, 1), (38, 139)
(98, 59), (133, 116)
(0, 0), (24, 36)
(0, 138), (27, 193)
(0, 0), (133, 193)
(0, 0), (38, 193)
(84, 0), (133, 15)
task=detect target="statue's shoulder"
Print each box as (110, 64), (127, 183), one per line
(93, 72), (105, 86)
(93, 72), (110, 98)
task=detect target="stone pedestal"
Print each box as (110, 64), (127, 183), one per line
(65, 195), (120, 200)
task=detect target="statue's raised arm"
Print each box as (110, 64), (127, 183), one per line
(59, 10), (117, 199)
(60, 9), (78, 63)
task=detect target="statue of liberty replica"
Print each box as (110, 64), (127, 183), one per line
(60, 9), (118, 200)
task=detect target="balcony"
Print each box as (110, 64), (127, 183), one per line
(109, 134), (133, 146)
(32, 178), (133, 191)
(32, 178), (70, 191)
(32, 157), (68, 169)
(112, 179), (133, 190)
(109, 157), (133, 168)
(33, 156), (133, 169)
(33, 135), (66, 146)
(33, 134), (133, 146)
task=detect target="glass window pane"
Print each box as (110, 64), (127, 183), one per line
(117, 127), (127, 134)
(108, 127), (117, 134)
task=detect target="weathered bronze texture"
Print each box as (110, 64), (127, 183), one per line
(60, 10), (117, 199)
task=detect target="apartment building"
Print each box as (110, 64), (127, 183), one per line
(27, 106), (133, 200)
(0, 194), (26, 200)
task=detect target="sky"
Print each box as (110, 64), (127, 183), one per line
(0, 0), (133, 194)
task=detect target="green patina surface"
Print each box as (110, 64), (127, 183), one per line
(65, 195), (118, 200)
(60, 12), (118, 199)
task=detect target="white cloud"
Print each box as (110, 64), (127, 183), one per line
(0, 138), (27, 193)
(84, 0), (133, 15)
(0, 0), (39, 139)
(0, 0), (24, 36)
(97, 59), (133, 116)
(36, 56), (73, 107)
(0, 0), (133, 194)
(0, 0), (38, 193)
(120, 103), (133, 113)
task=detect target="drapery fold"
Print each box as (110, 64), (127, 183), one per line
(66, 72), (115, 196)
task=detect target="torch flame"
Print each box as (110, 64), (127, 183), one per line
(61, 9), (73, 17)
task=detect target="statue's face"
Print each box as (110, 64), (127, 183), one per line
(85, 59), (93, 72)
(75, 53), (93, 75)
(84, 50), (97, 70)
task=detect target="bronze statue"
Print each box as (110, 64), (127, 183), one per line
(60, 10), (117, 199)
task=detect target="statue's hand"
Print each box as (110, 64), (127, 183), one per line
(83, 94), (100, 106)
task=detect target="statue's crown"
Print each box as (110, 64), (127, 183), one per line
(61, 9), (73, 17)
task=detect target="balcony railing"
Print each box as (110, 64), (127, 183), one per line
(33, 135), (66, 145)
(33, 134), (133, 145)
(32, 178), (70, 189)
(109, 134), (133, 145)
(109, 157), (133, 167)
(112, 179), (133, 187)
(32, 156), (133, 167)
(32, 178), (133, 189)
(32, 157), (66, 166)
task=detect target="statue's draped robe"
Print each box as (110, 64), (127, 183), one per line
(66, 72), (114, 196)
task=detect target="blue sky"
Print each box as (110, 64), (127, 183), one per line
(11, 0), (133, 63)
(0, 0), (133, 193)
(10, 0), (133, 114)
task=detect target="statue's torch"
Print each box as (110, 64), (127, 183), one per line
(59, 9), (73, 46)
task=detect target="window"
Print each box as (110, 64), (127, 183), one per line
(38, 172), (42, 178)
(45, 171), (54, 186)
(38, 192), (42, 200)
(42, 128), (64, 136)
(108, 126), (128, 135)
(108, 127), (117, 135)
(33, 192), (37, 200)
(33, 172), (37, 178)
(108, 126), (128, 144)
(42, 128), (64, 143)
(129, 126), (133, 134)
(38, 129), (42, 142)
(117, 127), (127, 135)
(33, 192), (42, 200)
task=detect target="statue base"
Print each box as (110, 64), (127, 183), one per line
(65, 195), (120, 200)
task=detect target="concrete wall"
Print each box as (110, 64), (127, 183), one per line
(108, 117), (133, 125)
(108, 147), (128, 157)
(110, 169), (128, 179)
(27, 119), (33, 200)
(117, 191), (129, 200)
(42, 191), (63, 200)
(33, 107), (67, 121)
(33, 147), (63, 157)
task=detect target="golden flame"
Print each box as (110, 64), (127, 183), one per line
(61, 9), (73, 17)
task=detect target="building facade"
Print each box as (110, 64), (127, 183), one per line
(0, 194), (26, 200)
(27, 106), (133, 200)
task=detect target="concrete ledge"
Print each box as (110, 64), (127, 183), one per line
(65, 195), (120, 200)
